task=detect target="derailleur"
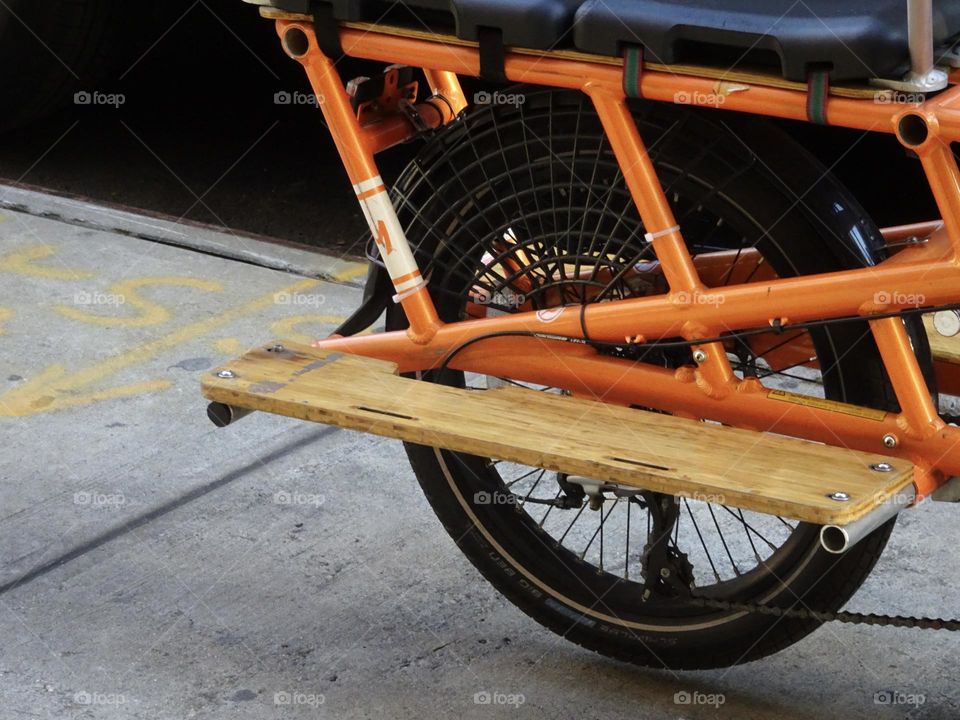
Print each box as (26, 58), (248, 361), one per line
(556, 477), (695, 599)
(636, 491), (695, 601)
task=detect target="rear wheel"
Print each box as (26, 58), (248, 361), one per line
(384, 90), (919, 669)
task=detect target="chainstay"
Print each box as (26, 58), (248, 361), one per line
(689, 595), (960, 630)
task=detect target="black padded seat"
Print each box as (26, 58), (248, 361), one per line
(252, 0), (960, 82)
(573, 0), (960, 82)
(440, 0), (581, 48)
(250, 0), (580, 50)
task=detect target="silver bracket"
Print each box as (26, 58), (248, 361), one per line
(871, 0), (949, 94)
(565, 476), (645, 500)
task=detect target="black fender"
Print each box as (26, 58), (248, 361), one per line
(719, 111), (936, 395)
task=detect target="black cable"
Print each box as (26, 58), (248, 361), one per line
(438, 330), (580, 372)
(426, 94), (457, 121)
(579, 300), (592, 344)
(436, 301), (960, 372)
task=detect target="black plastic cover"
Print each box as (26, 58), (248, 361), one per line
(253, 0), (960, 82)
(573, 0), (960, 82)
(250, 0), (580, 50)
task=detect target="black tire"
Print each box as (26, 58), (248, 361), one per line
(0, 0), (150, 132)
(384, 89), (926, 669)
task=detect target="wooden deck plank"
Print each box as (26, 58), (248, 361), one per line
(202, 341), (913, 525)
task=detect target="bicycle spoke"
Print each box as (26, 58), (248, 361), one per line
(684, 498), (722, 583)
(521, 469), (548, 503)
(504, 466), (543, 489)
(737, 508), (764, 563)
(558, 503), (588, 545)
(539, 489), (563, 528)
(625, 498), (632, 580)
(707, 504), (741, 577)
(719, 505), (780, 551)
(580, 499), (619, 561)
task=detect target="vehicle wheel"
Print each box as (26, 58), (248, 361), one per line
(383, 89), (929, 669)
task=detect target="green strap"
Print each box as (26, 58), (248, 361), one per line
(806, 70), (830, 125)
(622, 46), (643, 99)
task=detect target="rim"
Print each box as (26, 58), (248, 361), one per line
(396, 95), (868, 626)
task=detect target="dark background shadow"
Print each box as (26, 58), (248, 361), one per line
(0, 0), (942, 259)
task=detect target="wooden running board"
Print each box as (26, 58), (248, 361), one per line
(202, 341), (913, 526)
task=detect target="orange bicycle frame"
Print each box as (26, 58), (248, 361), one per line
(274, 18), (960, 499)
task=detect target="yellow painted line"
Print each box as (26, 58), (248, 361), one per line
(0, 307), (10, 335)
(0, 277), (321, 416)
(16, 376), (174, 414)
(0, 244), (94, 280)
(332, 263), (368, 283)
(54, 276), (223, 327)
(214, 337), (244, 355)
(270, 314), (348, 346)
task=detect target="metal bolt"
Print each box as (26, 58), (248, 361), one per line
(870, 462), (894, 473)
(216, 369), (236, 379)
(692, 349), (707, 364)
(933, 309), (960, 338)
(268, 343), (285, 352)
(660, 568), (671, 578)
(827, 491), (851, 502)
(882, 434), (898, 449)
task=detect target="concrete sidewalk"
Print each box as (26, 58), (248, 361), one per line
(0, 192), (958, 720)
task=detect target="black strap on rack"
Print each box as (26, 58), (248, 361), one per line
(477, 27), (508, 83)
(622, 45), (643, 99)
(805, 68), (830, 125)
(313, 2), (343, 59)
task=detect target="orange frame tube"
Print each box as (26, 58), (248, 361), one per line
(275, 19), (960, 496)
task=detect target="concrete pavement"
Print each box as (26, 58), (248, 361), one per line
(0, 189), (958, 719)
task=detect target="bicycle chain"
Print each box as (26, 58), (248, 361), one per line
(686, 594), (960, 631)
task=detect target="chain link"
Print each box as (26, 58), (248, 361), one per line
(687, 594), (960, 631)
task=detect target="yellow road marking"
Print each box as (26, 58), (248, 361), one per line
(54, 276), (223, 327)
(9, 370), (173, 413)
(0, 245), (94, 280)
(270, 314), (347, 345)
(0, 278), (321, 416)
(333, 263), (368, 283)
(0, 307), (10, 335)
(214, 338), (244, 355)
